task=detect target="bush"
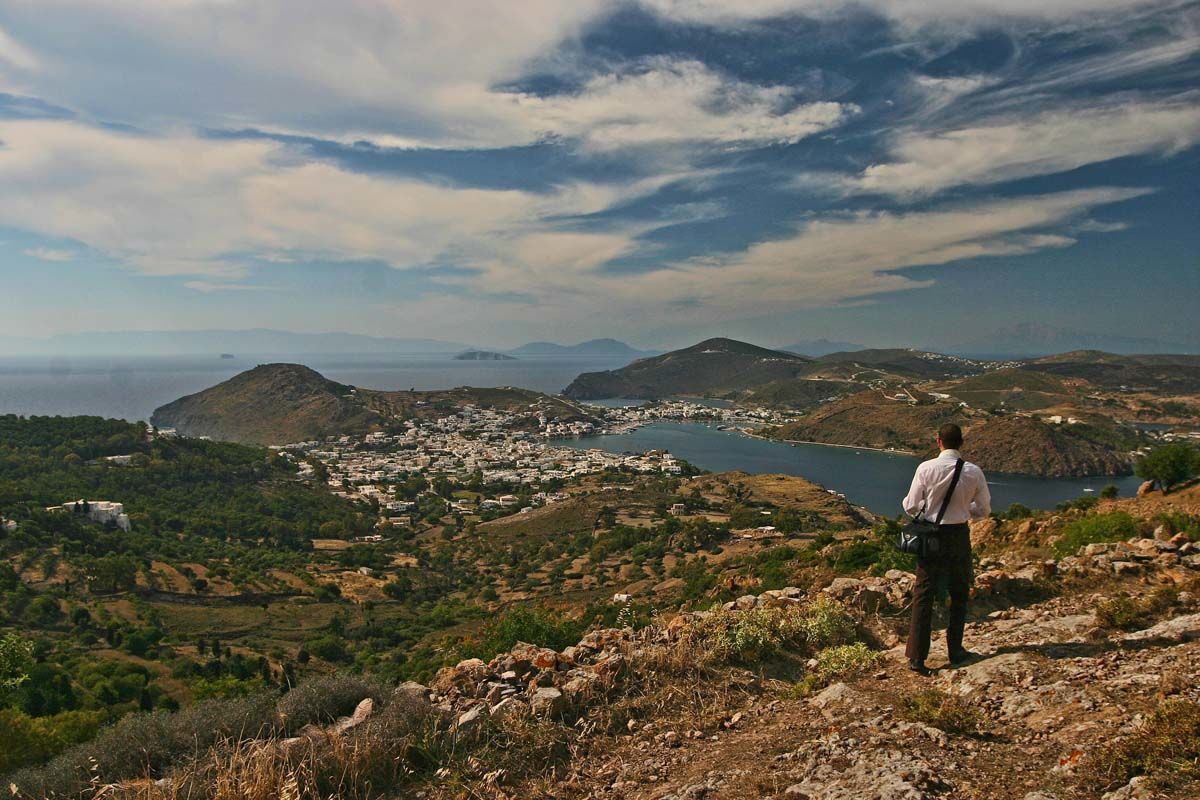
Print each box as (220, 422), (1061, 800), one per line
(275, 673), (390, 736)
(7, 693), (276, 797)
(814, 642), (879, 680)
(903, 688), (983, 734)
(1094, 588), (1179, 631)
(1004, 503), (1034, 520)
(692, 596), (857, 664)
(1053, 512), (1138, 556)
(1083, 700), (1200, 791)
(303, 635), (350, 664)
(459, 606), (586, 661)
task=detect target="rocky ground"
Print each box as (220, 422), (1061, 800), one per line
(543, 596), (1198, 800)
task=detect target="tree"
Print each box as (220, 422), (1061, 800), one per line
(1100, 484), (1120, 500)
(1136, 443), (1200, 493)
(1, 633), (34, 703)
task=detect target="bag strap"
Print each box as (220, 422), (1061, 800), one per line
(933, 458), (965, 526)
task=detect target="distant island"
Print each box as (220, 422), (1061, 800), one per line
(219, 353), (235, 359)
(508, 338), (651, 358)
(455, 350), (517, 361)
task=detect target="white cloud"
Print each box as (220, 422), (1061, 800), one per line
(462, 59), (856, 151)
(857, 99), (1200, 196)
(641, 1), (1169, 26)
(0, 118), (697, 288)
(0, 4), (856, 151)
(22, 246), (74, 262)
(600, 187), (1150, 319)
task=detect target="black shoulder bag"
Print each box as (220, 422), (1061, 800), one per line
(897, 458), (964, 559)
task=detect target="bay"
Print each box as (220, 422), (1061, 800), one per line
(562, 421), (1143, 515)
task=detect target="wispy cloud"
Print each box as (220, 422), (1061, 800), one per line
(22, 246), (74, 262)
(856, 99), (1200, 196)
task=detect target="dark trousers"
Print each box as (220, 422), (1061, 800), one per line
(906, 524), (972, 663)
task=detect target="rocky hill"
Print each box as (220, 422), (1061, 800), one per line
(150, 363), (386, 445)
(767, 390), (968, 453)
(961, 415), (1132, 477)
(563, 338), (814, 400)
(151, 364), (600, 445)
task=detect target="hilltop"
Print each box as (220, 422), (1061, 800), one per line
(151, 364), (599, 445)
(563, 338), (814, 400)
(150, 363), (387, 445)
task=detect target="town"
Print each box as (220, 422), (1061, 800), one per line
(278, 398), (794, 515)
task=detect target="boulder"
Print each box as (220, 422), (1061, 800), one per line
(1121, 612), (1200, 644)
(489, 696), (527, 722)
(455, 705), (487, 735)
(329, 697), (374, 735)
(970, 517), (1000, 548)
(1136, 480), (1156, 496)
(394, 681), (431, 708)
(531, 686), (565, 717)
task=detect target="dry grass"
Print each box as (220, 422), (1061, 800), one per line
(1082, 700), (1200, 792)
(902, 689), (984, 735)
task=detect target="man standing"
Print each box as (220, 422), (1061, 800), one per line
(901, 423), (991, 675)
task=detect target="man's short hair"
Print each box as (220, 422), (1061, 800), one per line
(938, 423), (963, 449)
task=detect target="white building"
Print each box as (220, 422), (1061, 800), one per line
(56, 500), (132, 532)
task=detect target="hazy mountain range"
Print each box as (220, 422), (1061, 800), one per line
(942, 323), (1194, 359)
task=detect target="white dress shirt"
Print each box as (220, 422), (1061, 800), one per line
(902, 449), (991, 525)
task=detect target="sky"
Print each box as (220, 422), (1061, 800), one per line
(0, 0), (1197, 351)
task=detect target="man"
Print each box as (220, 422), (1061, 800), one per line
(901, 423), (991, 675)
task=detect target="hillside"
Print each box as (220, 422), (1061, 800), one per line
(150, 363), (387, 445)
(962, 415), (1132, 476)
(768, 390), (968, 453)
(151, 365), (601, 445)
(563, 338), (813, 400)
(815, 348), (989, 379)
(942, 368), (1081, 411)
(7, 474), (1200, 799)
(1026, 351), (1200, 392)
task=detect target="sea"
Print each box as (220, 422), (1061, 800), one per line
(0, 353), (631, 422)
(0, 353), (1141, 514)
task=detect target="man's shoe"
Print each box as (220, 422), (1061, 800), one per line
(907, 659), (931, 676)
(948, 649), (979, 666)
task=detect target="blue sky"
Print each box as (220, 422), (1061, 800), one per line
(0, 0), (1197, 350)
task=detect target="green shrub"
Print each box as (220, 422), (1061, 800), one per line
(1084, 700), (1200, 791)
(692, 596), (857, 664)
(1053, 512), (1138, 556)
(303, 634), (351, 663)
(815, 642), (879, 680)
(459, 606), (586, 661)
(1057, 495), (1100, 513)
(1004, 503), (1034, 520)
(903, 688), (983, 734)
(1094, 587), (1179, 631)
